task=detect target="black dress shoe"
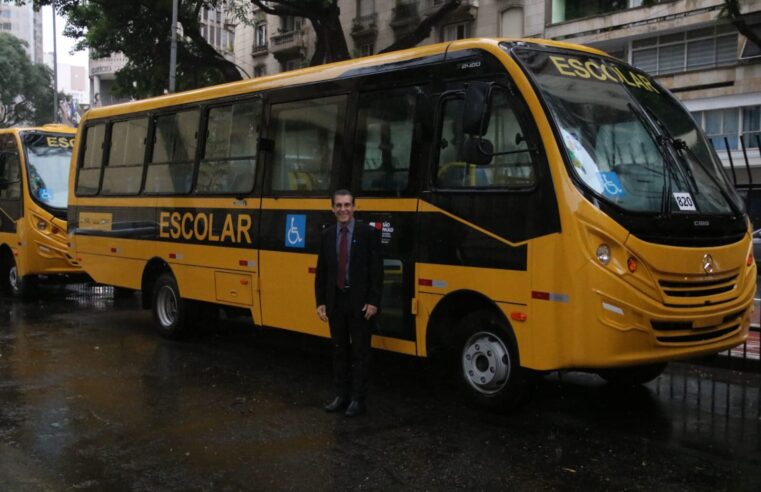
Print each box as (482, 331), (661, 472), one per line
(324, 396), (348, 413)
(344, 400), (366, 417)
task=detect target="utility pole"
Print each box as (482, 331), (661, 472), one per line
(52, 7), (58, 122)
(169, 0), (178, 93)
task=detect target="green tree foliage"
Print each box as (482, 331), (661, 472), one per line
(0, 32), (56, 127)
(34, 0), (245, 100)
(32, 0), (462, 99)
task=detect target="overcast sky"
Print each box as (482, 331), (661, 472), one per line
(41, 5), (88, 68)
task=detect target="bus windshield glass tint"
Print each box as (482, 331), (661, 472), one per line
(23, 132), (73, 209)
(511, 47), (740, 215)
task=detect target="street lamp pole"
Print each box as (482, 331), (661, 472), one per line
(52, 8), (59, 122)
(169, 0), (178, 93)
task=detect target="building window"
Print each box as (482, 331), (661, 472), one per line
(280, 16), (301, 33)
(358, 43), (373, 57)
(255, 22), (267, 47)
(442, 22), (469, 42)
(357, 0), (375, 17)
(500, 7), (523, 38)
(631, 25), (737, 76)
(691, 105), (761, 151)
(552, 0), (645, 24)
(254, 65), (266, 77)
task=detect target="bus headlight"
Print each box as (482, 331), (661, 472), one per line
(596, 244), (611, 265)
(37, 219), (47, 231)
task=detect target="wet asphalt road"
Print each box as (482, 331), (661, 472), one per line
(1, 286), (760, 491)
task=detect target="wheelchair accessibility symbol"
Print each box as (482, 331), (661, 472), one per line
(597, 171), (625, 198)
(285, 214), (306, 248)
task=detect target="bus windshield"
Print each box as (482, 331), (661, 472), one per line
(22, 132), (73, 210)
(511, 46), (740, 216)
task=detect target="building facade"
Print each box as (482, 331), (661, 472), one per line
(0, 2), (43, 64)
(232, 0), (761, 183)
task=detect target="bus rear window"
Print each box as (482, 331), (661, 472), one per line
(76, 124), (106, 196)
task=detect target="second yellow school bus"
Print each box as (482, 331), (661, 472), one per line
(1, 124), (81, 298)
(68, 38), (755, 408)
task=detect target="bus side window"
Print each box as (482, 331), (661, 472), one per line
(0, 135), (21, 203)
(75, 124), (106, 196)
(269, 95), (346, 193)
(102, 117), (148, 195)
(197, 99), (261, 195)
(355, 88), (416, 195)
(144, 109), (199, 195)
(435, 88), (536, 189)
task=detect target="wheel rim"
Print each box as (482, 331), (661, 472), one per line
(462, 331), (510, 395)
(8, 264), (19, 293)
(156, 285), (178, 327)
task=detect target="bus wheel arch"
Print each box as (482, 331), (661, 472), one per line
(426, 290), (530, 410)
(147, 267), (198, 340)
(141, 258), (171, 309)
(0, 244), (35, 299)
(425, 290), (502, 361)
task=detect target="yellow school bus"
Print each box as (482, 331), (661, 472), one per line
(68, 38), (755, 408)
(0, 125), (82, 298)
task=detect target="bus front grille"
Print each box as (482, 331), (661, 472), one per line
(651, 308), (746, 344)
(657, 274), (738, 306)
(655, 325), (740, 344)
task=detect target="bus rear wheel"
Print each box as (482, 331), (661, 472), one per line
(456, 310), (530, 410)
(152, 272), (196, 340)
(598, 362), (667, 386)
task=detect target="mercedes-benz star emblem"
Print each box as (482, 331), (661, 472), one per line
(702, 253), (715, 274)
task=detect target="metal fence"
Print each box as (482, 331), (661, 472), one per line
(706, 138), (761, 371)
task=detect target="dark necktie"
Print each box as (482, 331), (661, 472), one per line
(337, 226), (348, 289)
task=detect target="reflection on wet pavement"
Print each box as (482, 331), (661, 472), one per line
(0, 285), (759, 490)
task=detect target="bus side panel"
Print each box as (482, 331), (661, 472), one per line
(415, 262), (533, 362)
(259, 250), (329, 338)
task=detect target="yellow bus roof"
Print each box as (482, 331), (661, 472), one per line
(0, 124), (76, 134)
(81, 37), (609, 123)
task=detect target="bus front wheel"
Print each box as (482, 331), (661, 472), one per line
(152, 272), (196, 340)
(456, 310), (530, 410)
(2, 254), (36, 299)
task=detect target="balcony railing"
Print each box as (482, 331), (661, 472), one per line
(352, 13), (378, 33)
(252, 42), (268, 56)
(270, 29), (306, 60)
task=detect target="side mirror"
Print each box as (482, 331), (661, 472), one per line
(463, 82), (491, 136)
(461, 136), (494, 166)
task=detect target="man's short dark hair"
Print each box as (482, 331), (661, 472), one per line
(332, 189), (354, 205)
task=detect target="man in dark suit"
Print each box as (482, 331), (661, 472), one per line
(315, 189), (383, 417)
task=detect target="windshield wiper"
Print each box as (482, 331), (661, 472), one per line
(627, 102), (679, 216)
(640, 105), (741, 217)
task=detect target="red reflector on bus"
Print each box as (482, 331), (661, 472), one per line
(510, 312), (528, 322)
(308, 267), (316, 274)
(748, 254), (754, 267)
(239, 260), (247, 266)
(169, 253), (177, 259)
(531, 291), (550, 300)
(240, 279), (249, 286)
(110, 248), (117, 253)
(418, 278), (433, 286)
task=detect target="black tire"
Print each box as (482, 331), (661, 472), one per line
(151, 272), (197, 340)
(598, 362), (667, 386)
(1, 253), (36, 300)
(455, 310), (531, 410)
